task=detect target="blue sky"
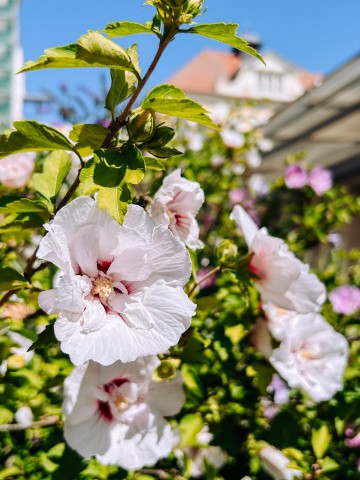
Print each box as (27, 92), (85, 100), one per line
(20, 0), (360, 120)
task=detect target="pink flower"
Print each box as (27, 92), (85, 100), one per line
(148, 169), (205, 250)
(345, 433), (360, 449)
(229, 188), (247, 205)
(63, 356), (184, 469)
(308, 166), (332, 195)
(284, 164), (308, 189)
(37, 197), (196, 366)
(231, 205), (326, 313)
(0, 152), (35, 188)
(329, 285), (360, 315)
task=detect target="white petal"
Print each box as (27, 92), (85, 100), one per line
(150, 225), (192, 285)
(97, 417), (177, 469)
(107, 247), (152, 282)
(64, 414), (114, 459)
(69, 225), (100, 277)
(231, 205), (259, 246)
(37, 197), (94, 270)
(146, 371), (185, 417)
(123, 205), (156, 241)
(51, 270), (87, 314)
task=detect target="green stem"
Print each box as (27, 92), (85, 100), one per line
(188, 265), (221, 297)
(102, 27), (178, 148)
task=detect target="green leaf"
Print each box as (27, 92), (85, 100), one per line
(103, 21), (157, 38)
(0, 267), (30, 292)
(0, 468), (22, 480)
(93, 151), (127, 187)
(0, 407), (14, 425)
(181, 363), (204, 400)
(147, 146), (182, 158)
(19, 34), (140, 77)
(33, 151), (72, 201)
(96, 185), (131, 223)
(105, 68), (137, 114)
(144, 157), (166, 171)
(28, 323), (56, 352)
(312, 425), (332, 459)
(69, 123), (108, 156)
(79, 145), (145, 197)
(120, 144), (145, 184)
(0, 198), (50, 219)
(76, 31), (140, 76)
(0, 212), (45, 233)
(178, 414), (204, 448)
(319, 457), (340, 473)
(19, 44), (95, 73)
(0, 121), (75, 159)
(142, 84), (220, 130)
(186, 23), (265, 65)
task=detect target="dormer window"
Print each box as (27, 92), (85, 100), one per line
(258, 72), (283, 92)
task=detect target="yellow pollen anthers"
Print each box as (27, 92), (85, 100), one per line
(167, 208), (177, 223)
(91, 277), (113, 301)
(300, 349), (314, 360)
(114, 394), (128, 411)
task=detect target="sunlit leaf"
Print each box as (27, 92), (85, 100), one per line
(69, 123), (108, 156)
(186, 23), (265, 65)
(96, 185), (131, 223)
(0, 121), (75, 159)
(28, 324), (56, 352)
(142, 84), (220, 130)
(178, 414), (204, 448)
(103, 21), (157, 38)
(76, 31), (139, 76)
(312, 425), (331, 459)
(0, 267), (30, 292)
(33, 151), (72, 201)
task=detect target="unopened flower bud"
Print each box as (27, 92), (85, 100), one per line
(127, 108), (156, 143)
(156, 360), (176, 380)
(217, 240), (238, 265)
(161, 0), (188, 7)
(186, 0), (204, 16)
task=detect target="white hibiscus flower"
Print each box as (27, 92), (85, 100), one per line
(148, 169), (205, 250)
(175, 425), (227, 478)
(260, 446), (301, 480)
(63, 356), (184, 470)
(269, 312), (348, 402)
(231, 205), (326, 313)
(37, 197), (196, 366)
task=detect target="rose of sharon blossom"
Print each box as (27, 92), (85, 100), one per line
(308, 166), (332, 195)
(37, 197), (196, 365)
(329, 285), (360, 315)
(175, 425), (227, 478)
(148, 169), (205, 250)
(284, 164), (308, 189)
(260, 446), (301, 480)
(63, 356), (184, 469)
(0, 152), (35, 188)
(262, 302), (298, 341)
(270, 312), (348, 402)
(231, 205), (326, 313)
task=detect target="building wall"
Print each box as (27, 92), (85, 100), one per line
(0, 0), (23, 130)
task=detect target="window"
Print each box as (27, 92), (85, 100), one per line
(258, 72), (283, 93)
